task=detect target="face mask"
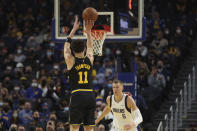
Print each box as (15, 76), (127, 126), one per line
(34, 117), (39, 121)
(92, 80), (97, 85)
(157, 65), (162, 69)
(50, 118), (56, 121)
(17, 49), (22, 54)
(50, 42), (55, 47)
(107, 84), (112, 88)
(13, 113), (18, 118)
(57, 128), (64, 131)
(134, 50), (139, 56)
(14, 87), (20, 91)
(47, 51), (52, 56)
(64, 107), (69, 112)
(4, 106), (10, 112)
(10, 128), (17, 131)
(165, 30), (169, 35)
(116, 50), (121, 55)
(176, 29), (181, 34)
(32, 83), (38, 87)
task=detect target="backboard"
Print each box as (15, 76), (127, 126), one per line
(52, 0), (146, 43)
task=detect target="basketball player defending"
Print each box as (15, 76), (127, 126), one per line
(96, 80), (143, 131)
(64, 16), (95, 131)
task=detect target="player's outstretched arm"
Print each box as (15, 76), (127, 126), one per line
(95, 96), (111, 125)
(124, 96), (143, 130)
(85, 20), (94, 65)
(64, 16), (80, 69)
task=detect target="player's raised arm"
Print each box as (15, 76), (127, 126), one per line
(124, 96), (143, 130)
(85, 20), (94, 65)
(64, 16), (80, 69)
(95, 96), (111, 125)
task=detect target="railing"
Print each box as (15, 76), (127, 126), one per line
(157, 65), (196, 131)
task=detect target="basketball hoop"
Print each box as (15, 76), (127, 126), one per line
(84, 30), (107, 56)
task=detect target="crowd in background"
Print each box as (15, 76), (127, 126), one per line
(0, 0), (197, 130)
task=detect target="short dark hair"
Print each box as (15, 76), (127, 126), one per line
(71, 40), (86, 53)
(112, 79), (123, 85)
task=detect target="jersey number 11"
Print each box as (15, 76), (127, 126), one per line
(78, 71), (88, 84)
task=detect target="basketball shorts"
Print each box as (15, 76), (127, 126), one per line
(69, 91), (96, 126)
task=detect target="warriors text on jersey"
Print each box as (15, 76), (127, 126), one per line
(110, 94), (138, 131)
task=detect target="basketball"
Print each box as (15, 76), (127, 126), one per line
(82, 7), (98, 21)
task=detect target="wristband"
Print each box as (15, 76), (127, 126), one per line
(66, 37), (72, 43)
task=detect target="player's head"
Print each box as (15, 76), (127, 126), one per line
(71, 40), (86, 53)
(112, 79), (124, 95)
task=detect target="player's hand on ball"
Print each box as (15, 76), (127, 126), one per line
(85, 20), (94, 33)
(124, 122), (136, 130)
(73, 15), (80, 30)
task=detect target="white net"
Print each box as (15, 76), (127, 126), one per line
(85, 30), (107, 56)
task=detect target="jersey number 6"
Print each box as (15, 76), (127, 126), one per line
(78, 71), (88, 84)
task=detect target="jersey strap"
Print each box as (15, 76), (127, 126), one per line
(110, 96), (112, 107)
(125, 95), (131, 113)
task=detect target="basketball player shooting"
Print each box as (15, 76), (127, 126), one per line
(64, 16), (96, 131)
(95, 80), (143, 131)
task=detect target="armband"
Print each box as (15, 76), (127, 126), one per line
(66, 37), (72, 43)
(132, 109), (143, 126)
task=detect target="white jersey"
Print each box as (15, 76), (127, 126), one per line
(110, 94), (138, 131)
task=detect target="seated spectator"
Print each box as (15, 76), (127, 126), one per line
(25, 79), (42, 109)
(146, 66), (166, 109)
(18, 101), (33, 125)
(25, 111), (44, 131)
(9, 124), (17, 131)
(40, 103), (51, 123)
(0, 102), (13, 129)
(151, 30), (168, 56)
(150, 11), (165, 33)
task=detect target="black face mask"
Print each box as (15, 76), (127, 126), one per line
(34, 117), (39, 121)
(157, 65), (162, 69)
(50, 118), (56, 121)
(41, 80), (47, 87)
(57, 128), (64, 131)
(10, 128), (17, 131)
(3, 106), (10, 112)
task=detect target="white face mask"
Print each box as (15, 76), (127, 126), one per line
(17, 49), (22, 54)
(116, 50), (121, 55)
(32, 83), (38, 87)
(165, 30), (169, 35)
(64, 107), (69, 112)
(14, 87), (20, 91)
(134, 50), (139, 56)
(176, 29), (181, 34)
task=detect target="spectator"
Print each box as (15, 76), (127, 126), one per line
(147, 66), (166, 109)
(25, 79), (42, 109)
(14, 48), (26, 63)
(0, 102), (13, 129)
(18, 102), (33, 125)
(151, 30), (168, 56)
(25, 111), (44, 131)
(9, 124), (17, 131)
